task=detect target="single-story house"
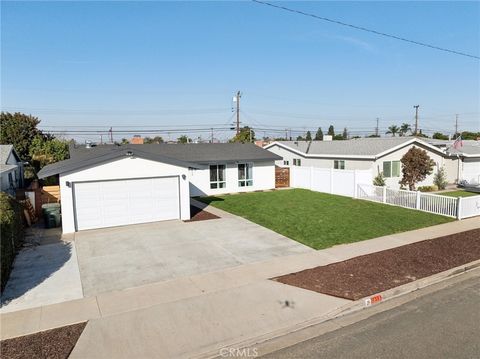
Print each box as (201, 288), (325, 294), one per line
(37, 143), (280, 233)
(431, 140), (480, 185)
(0, 145), (24, 195)
(264, 137), (462, 189)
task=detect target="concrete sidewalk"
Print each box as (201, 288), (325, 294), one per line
(1, 216), (478, 357)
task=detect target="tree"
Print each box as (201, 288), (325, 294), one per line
(231, 126), (255, 143)
(386, 125), (399, 137)
(342, 127), (348, 140)
(433, 166), (448, 190)
(177, 135), (190, 144)
(314, 127), (323, 141)
(373, 172), (386, 186)
(29, 136), (70, 173)
(367, 134), (380, 138)
(399, 123), (412, 137)
(327, 125), (335, 137)
(432, 132), (449, 140)
(333, 134), (344, 140)
(399, 147), (435, 190)
(296, 135), (304, 141)
(305, 131), (312, 141)
(144, 136), (164, 144)
(120, 138), (129, 145)
(0, 112), (41, 161)
(459, 131), (480, 140)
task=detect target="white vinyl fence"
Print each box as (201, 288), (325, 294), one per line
(290, 167), (372, 198)
(357, 184), (480, 219)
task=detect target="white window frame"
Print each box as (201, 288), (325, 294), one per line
(293, 158), (302, 166)
(383, 160), (401, 178)
(283, 160), (289, 166)
(238, 162), (253, 187)
(209, 164), (226, 189)
(334, 160), (345, 170)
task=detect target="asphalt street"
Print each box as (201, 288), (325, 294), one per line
(262, 272), (480, 359)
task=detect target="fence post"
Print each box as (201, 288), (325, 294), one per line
(416, 191), (421, 210)
(310, 166), (314, 191)
(382, 186), (387, 203)
(330, 168), (334, 194)
(456, 196), (463, 220)
(353, 170), (358, 198)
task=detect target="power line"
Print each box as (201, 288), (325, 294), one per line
(251, 0), (480, 60)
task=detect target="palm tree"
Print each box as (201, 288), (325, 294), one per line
(399, 123), (412, 137)
(386, 125), (399, 137)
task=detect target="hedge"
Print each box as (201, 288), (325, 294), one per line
(0, 192), (25, 292)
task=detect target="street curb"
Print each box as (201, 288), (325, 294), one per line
(194, 259), (480, 359)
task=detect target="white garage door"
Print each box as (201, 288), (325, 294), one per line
(462, 161), (480, 184)
(73, 176), (180, 231)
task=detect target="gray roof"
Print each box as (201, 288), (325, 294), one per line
(0, 164), (17, 174)
(38, 143), (281, 178)
(0, 145), (14, 164)
(272, 137), (421, 157)
(444, 140), (480, 157)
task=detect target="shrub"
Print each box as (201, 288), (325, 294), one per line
(373, 172), (386, 186)
(433, 166), (448, 190)
(0, 193), (25, 292)
(418, 185), (438, 192)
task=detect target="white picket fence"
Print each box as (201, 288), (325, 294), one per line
(290, 167), (372, 198)
(357, 184), (480, 219)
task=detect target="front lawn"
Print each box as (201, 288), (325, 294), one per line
(439, 190), (479, 198)
(199, 189), (453, 250)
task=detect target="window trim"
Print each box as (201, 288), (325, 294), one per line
(334, 160), (345, 170)
(209, 164), (226, 189)
(238, 162), (253, 187)
(293, 158), (302, 166)
(383, 160), (401, 178)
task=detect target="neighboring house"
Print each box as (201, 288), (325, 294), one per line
(0, 145), (24, 195)
(37, 143), (280, 233)
(441, 140), (480, 185)
(265, 137), (454, 189)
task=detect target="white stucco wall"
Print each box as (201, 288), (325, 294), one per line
(60, 157), (190, 233)
(188, 160), (276, 197)
(375, 143), (447, 189)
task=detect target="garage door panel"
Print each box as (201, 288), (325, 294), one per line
(74, 176), (180, 231)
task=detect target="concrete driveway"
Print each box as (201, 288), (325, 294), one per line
(75, 208), (312, 297)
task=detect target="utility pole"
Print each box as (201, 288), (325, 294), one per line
(455, 114), (459, 137)
(108, 127), (113, 142)
(375, 118), (379, 137)
(413, 105), (419, 136)
(100, 134), (103, 144)
(210, 128), (214, 143)
(235, 91), (241, 136)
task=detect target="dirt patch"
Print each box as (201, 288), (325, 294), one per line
(1, 322), (86, 359)
(273, 228), (480, 301)
(185, 205), (220, 222)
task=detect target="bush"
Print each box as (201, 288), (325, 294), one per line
(0, 193), (25, 292)
(433, 167), (448, 190)
(418, 185), (438, 192)
(373, 172), (386, 186)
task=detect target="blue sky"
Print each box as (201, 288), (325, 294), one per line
(1, 1), (479, 141)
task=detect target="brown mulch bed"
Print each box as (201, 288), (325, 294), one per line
(184, 205), (220, 222)
(273, 228), (480, 301)
(1, 322), (87, 359)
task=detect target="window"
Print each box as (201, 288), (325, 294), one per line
(8, 172), (13, 186)
(383, 161), (401, 177)
(334, 160), (345, 170)
(293, 158), (302, 166)
(283, 160), (289, 166)
(210, 165), (226, 189)
(238, 163), (253, 187)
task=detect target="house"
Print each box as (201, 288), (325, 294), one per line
(442, 140), (480, 185)
(37, 143), (280, 233)
(0, 145), (24, 195)
(264, 137), (453, 189)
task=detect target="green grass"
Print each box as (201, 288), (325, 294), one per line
(199, 189), (453, 250)
(439, 190), (479, 198)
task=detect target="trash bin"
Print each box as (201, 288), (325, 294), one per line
(42, 203), (61, 228)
